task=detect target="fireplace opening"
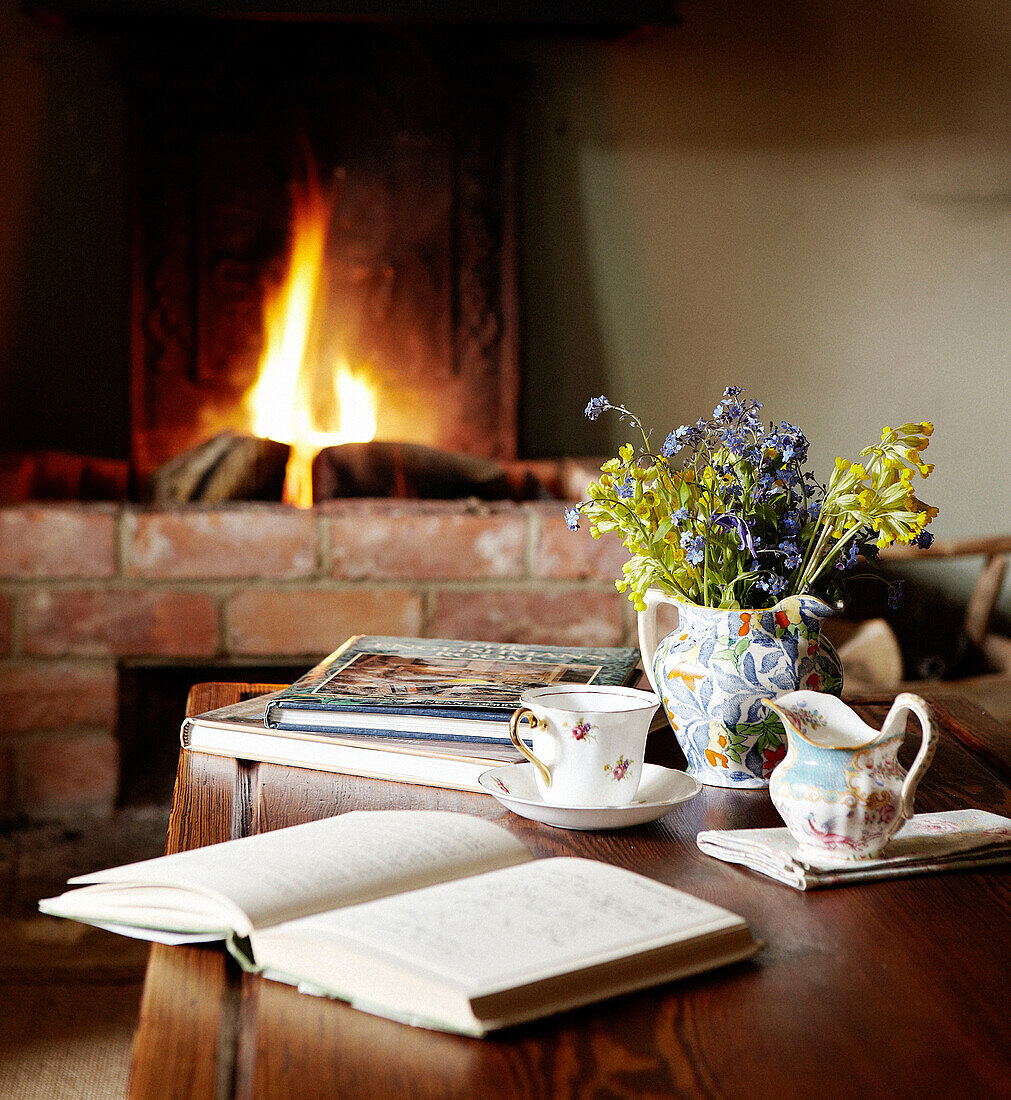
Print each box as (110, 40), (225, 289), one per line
(4, 18), (535, 506)
(117, 661), (311, 805)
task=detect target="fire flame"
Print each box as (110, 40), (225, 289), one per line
(245, 167), (377, 507)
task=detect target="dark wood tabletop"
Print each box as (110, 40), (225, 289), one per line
(128, 685), (1011, 1100)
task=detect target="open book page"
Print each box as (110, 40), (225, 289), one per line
(255, 857), (748, 998)
(41, 811), (531, 938)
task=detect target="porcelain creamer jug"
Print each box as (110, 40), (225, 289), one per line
(764, 690), (937, 861)
(638, 589), (843, 788)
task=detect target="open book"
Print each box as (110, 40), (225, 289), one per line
(40, 811), (759, 1036)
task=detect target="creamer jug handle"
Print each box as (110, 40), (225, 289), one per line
(636, 589), (676, 694)
(883, 692), (938, 821)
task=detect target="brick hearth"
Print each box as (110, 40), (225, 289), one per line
(0, 500), (630, 819)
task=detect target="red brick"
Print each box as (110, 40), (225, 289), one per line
(21, 589), (218, 657)
(0, 593), (11, 656)
(560, 457), (609, 500)
(126, 507), (319, 579)
(22, 733), (118, 812)
(0, 660), (118, 735)
(328, 510), (527, 581)
(0, 505), (116, 579)
(534, 507), (629, 580)
(428, 588), (627, 646)
(227, 587), (423, 656)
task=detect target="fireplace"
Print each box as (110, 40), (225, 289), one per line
(128, 22), (520, 497)
(0, 8), (647, 818)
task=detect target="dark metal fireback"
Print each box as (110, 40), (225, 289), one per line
(128, 23), (518, 483)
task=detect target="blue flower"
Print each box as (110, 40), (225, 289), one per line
(887, 580), (904, 609)
(662, 422), (703, 457)
(914, 529), (934, 549)
(756, 574), (788, 596)
(780, 540), (803, 570)
(564, 507), (581, 531)
(835, 541), (860, 571)
(584, 395), (610, 421)
(721, 428), (746, 455)
(723, 386), (743, 399)
(781, 510), (802, 536)
(616, 476), (634, 499)
(754, 472), (780, 502)
(777, 422), (809, 464)
(711, 513), (757, 557)
(671, 507), (689, 525)
(680, 531), (706, 565)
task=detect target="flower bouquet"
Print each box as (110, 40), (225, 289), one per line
(565, 388), (939, 788)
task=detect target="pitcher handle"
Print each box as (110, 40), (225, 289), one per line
(508, 707), (552, 788)
(636, 588), (675, 694)
(885, 692), (938, 821)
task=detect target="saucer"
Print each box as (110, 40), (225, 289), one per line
(477, 762), (701, 830)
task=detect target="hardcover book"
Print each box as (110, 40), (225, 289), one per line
(263, 636), (642, 742)
(182, 694), (522, 793)
(40, 810), (759, 1036)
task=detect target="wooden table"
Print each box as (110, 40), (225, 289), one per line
(128, 686), (1011, 1100)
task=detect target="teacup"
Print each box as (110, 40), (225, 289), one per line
(508, 685), (660, 807)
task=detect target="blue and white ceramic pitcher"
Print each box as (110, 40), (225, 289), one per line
(638, 589), (843, 789)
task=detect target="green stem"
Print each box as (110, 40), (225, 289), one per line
(801, 525), (863, 593)
(795, 519), (835, 593)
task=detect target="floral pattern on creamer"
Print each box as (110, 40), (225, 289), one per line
(653, 595), (842, 789)
(605, 755), (633, 781)
(777, 702), (828, 736)
(493, 777), (510, 794)
(771, 732), (914, 860)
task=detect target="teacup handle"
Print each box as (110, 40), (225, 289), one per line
(885, 692), (938, 821)
(508, 707), (552, 788)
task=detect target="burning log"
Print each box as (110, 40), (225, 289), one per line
(313, 442), (514, 500)
(145, 432), (289, 504)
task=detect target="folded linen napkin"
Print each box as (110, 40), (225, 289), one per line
(697, 809), (1011, 891)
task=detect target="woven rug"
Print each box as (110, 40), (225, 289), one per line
(1, 980), (143, 1100)
(0, 914), (151, 1100)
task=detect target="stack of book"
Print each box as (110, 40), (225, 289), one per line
(182, 635), (642, 792)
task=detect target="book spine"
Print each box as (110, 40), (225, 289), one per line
(182, 743), (489, 795)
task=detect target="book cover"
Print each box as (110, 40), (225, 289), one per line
(264, 636), (641, 734)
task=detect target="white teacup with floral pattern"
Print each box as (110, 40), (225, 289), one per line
(508, 685), (660, 807)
